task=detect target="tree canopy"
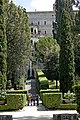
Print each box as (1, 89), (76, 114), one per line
(35, 37), (60, 80)
(0, 0), (7, 89)
(6, 1), (30, 89)
(59, 9), (74, 93)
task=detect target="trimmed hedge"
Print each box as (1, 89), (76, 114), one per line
(74, 84), (80, 113)
(36, 69), (45, 77)
(6, 90), (27, 94)
(49, 80), (60, 89)
(42, 92), (62, 109)
(36, 70), (49, 93)
(59, 103), (77, 110)
(39, 77), (49, 90)
(40, 89), (60, 101)
(0, 94), (26, 111)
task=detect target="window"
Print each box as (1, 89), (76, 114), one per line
(44, 21), (46, 25)
(45, 31), (46, 34)
(38, 30), (40, 34)
(31, 28), (33, 34)
(38, 21), (40, 25)
(34, 29), (36, 34)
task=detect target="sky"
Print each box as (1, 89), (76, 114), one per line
(12, 0), (56, 11)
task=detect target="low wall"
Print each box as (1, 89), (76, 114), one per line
(53, 113), (79, 120)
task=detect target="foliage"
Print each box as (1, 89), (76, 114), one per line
(6, 89), (27, 94)
(6, 80), (12, 89)
(56, 0), (74, 43)
(44, 52), (59, 80)
(19, 76), (25, 90)
(42, 93), (62, 109)
(0, 90), (6, 100)
(74, 84), (80, 113)
(35, 37), (59, 63)
(0, 94), (26, 110)
(0, 0), (7, 89)
(64, 90), (75, 100)
(36, 69), (45, 77)
(74, 9), (80, 77)
(36, 70), (49, 93)
(35, 37), (60, 80)
(6, 1), (30, 89)
(59, 9), (74, 93)
(59, 103), (77, 110)
(40, 89), (60, 101)
(49, 80), (60, 89)
(39, 77), (49, 90)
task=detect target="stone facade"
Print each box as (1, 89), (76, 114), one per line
(27, 11), (55, 39)
(27, 11), (56, 72)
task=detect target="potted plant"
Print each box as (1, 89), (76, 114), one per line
(63, 90), (75, 104)
(0, 90), (7, 105)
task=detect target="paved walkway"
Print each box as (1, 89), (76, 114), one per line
(0, 79), (79, 120)
(0, 100), (78, 120)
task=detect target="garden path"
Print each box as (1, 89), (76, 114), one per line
(0, 79), (78, 120)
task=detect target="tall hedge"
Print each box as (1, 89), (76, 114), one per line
(59, 9), (74, 93)
(74, 84), (80, 114)
(0, 0), (7, 89)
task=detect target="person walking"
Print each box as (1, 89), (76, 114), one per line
(33, 95), (35, 106)
(36, 94), (39, 106)
(27, 94), (31, 106)
(30, 94), (33, 106)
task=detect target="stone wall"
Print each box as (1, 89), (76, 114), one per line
(53, 114), (79, 120)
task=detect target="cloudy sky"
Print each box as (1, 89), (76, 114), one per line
(12, 0), (55, 11)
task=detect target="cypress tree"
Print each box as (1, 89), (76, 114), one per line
(74, 9), (80, 77)
(0, 0), (7, 89)
(59, 9), (74, 93)
(56, 0), (74, 43)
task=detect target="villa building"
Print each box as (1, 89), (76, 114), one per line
(27, 11), (56, 44)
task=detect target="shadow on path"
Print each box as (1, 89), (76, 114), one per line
(14, 115), (53, 120)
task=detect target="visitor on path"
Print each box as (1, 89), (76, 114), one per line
(27, 94), (31, 106)
(36, 94), (39, 106)
(30, 94), (33, 106)
(33, 95), (35, 106)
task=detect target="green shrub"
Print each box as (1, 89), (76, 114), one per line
(6, 80), (12, 89)
(36, 70), (49, 93)
(0, 90), (7, 100)
(40, 89), (60, 100)
(39, 77), (49, 90)
(42, 92), (62, 109)
(19, 76), (25, 89)
(0, 94), (26, 111)
(64, 91), (75, 100)
(49, 80), (60, 89)
(6, 90), (27, 94)
(59, 103), (77, 110)
(36, 69), (45, 77)
(74, 84), (80, 113)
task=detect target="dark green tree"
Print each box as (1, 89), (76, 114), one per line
(74, 9), (80, 77)
(35, 37), (59, 63)
(0, 0), (7, 89)
(6, 1), (30, 89)
(44, 52), (59, 81)
(59, 9), (74, 93)
(35, 37), (60, 81)
(55, 0), (74, 43)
